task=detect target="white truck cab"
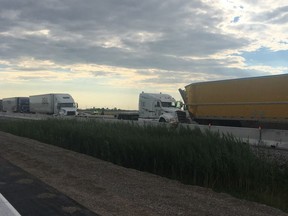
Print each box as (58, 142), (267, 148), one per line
(139, 92), (187, 123)
(55, 94), (78, 116)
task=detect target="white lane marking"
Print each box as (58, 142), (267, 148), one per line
(0, 193), (21, 216)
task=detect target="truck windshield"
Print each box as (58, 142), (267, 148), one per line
(161, 102), (176, 107)
(20, 100), (29, 105)
(58, 103), (75, 108)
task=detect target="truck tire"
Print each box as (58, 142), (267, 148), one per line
(159, 118), (166, 123)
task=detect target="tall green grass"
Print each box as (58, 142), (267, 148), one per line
(0, 118), (287, 211)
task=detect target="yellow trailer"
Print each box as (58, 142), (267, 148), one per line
(183, 74), (288, 127)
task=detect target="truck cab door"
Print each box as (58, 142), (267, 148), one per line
(154, 101), (162, 117)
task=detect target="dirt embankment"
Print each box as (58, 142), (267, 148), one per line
(0, 131), (287, 216)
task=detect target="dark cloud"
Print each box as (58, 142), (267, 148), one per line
(146, 31), (246, 56)
(91, 71), (121, 77)
(16, 75), (57, 80)
(14, 67), (50, 72)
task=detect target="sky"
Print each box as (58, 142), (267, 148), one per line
(0, 0), (287, 109)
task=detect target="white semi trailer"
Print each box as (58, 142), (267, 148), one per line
(2, 97), (29, 113)
(29, 93), (78, 116)
(117, 92), (187, 123)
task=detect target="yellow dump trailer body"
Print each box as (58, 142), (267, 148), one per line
(185, 74), (288, 124)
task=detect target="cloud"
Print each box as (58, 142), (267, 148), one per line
(0, 0), (287, 94)
(254, 6), (288, 24)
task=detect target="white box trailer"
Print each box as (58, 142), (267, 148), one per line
(29, 93), (77, 116)
(2, 97), (29, 113)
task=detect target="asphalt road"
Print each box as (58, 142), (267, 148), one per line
(0, 156), (99, 216)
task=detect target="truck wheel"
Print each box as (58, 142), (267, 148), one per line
(159, 118), (166, 123)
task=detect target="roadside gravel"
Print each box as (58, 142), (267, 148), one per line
(0, 131), (287, 216)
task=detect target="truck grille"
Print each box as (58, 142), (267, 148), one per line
(67, 111), (76, 116)
(176, 111), (187, 123)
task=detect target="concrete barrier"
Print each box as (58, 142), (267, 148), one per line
(184, 124), (288, 150)
(1, 112), (288, 150)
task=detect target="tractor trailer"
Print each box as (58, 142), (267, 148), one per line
(117, 92), (187, 123)
(2, 97), (29, 113)
(29, 93), (78, 116)
(180, 74), (288, 128)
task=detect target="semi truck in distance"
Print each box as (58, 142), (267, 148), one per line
(117, 92), (187, 123)
(139, 92), (187, 123)
(29, 93), (78, 116)
(2, 97), (29, 113)
(180, 73), (288, 128)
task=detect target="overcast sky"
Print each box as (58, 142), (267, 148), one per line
(1, 0), (287, 109)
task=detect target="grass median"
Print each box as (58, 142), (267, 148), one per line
(0, 118), (287, 212)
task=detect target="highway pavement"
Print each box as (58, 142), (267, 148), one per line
(0, 156), (99, 216)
